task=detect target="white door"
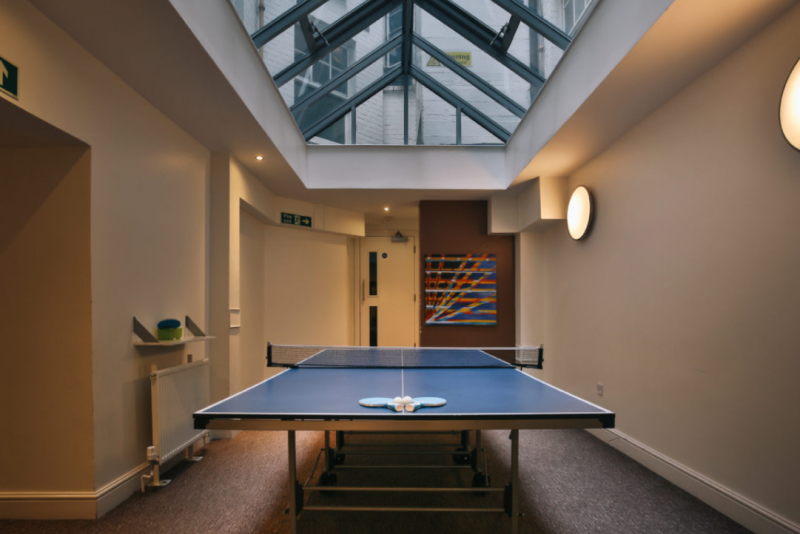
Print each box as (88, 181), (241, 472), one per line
(359, 237), (417, 347)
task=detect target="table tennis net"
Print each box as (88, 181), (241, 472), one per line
(267, 344), (543, 369)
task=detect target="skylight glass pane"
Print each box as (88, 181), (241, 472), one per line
(252, 0), (598, 145)
(461, 114), (502, 145)
(293, 80), (347, 132)
(413, 45), (521, 135)
(290, 43), (397, 105)
(509, 26), (564, 80)
(293, 54), (394, 138)
(230, 0), (293, 34)
(234, 0), (372, 36)
(417, 87), (456, 145)
(266, 10), (399, 106)
(447, 0), (509, 33)
(309, 110), (353, 145)
(353, 78), (424, 145)
(415, 5), (532, 109)
(356, 92), (390, 145)
(261, 21), (301, 81)
(309, 0), (372, 29)
(406, 78), (422, 146)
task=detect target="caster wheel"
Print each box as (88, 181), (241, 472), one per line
(319, 472), (337, 494)
(471, 472), (490, 488)
(453, 449), (471, 465)
(472, 472), (491, 495)
(319, 472), (338, 486)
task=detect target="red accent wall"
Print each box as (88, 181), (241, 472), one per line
(419, 201), (515, 347)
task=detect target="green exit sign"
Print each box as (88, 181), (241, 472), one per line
(0, 55), (19, 99)
(281, 212), (312, 227)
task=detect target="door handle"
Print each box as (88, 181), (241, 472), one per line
(362, 279), (366, 303)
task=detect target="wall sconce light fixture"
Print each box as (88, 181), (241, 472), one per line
(567, 185), (594, 240)
(780, 57), (800, 151)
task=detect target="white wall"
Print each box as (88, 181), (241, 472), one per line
(0, 0), (210, 517)
(0, 148), (94, 517)
(238, 211), (268, 391)
(263, 226), (354, 346)
(519, 5), (800, 531)
(209, 155), (363, 406)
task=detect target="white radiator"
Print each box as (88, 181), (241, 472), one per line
(143, 358), (210, 490)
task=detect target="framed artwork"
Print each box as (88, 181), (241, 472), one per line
(424, 254), (496, 325)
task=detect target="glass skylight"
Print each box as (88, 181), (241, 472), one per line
(231, 0), (599, 145)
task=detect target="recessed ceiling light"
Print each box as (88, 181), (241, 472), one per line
(255, 155), (264, 161)
(384, 207), (390, 211)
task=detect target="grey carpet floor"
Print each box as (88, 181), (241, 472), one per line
(1, 429), (752, 534)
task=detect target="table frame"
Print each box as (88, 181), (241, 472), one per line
(201, 417), (608, 533)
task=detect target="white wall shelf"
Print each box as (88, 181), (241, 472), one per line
(133, 316), (214, 347)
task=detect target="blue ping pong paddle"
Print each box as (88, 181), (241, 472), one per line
(406, 397), (447, 412)
(359, 397), (403, 412)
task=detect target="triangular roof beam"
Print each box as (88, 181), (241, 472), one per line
(401, 0), (414, 75)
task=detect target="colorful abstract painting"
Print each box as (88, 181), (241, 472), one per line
(425, 254), (496, 325)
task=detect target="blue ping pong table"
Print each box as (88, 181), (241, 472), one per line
(194, 346), (614, 534)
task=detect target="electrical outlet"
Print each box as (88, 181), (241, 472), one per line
(596, 383), (604, 396)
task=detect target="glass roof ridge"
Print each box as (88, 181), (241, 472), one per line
(239, 0), (599, 146)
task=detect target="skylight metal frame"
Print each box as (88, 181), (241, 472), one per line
(253, 0), (578, 145)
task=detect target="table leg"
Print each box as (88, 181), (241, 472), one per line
(288, 430), (298, 534)
(475, 430), (482, 471)
(510, 429), (519, 534)
(324, 431), (331, 473)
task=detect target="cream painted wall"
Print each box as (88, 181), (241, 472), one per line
(0, 0), (211, 504)
(210, 156), (363, 402)
(0, 148), (93, 497)
(263, 226), (353, 347)
(521, 4), (800, 528)
(238, 211), (267, 391)
(515, 232), (544, 349)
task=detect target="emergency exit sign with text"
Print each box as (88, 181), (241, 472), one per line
(281, 212), (312, 228)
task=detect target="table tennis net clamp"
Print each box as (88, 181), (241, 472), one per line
(266, 343), (544, 370)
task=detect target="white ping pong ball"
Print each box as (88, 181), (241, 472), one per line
(393, 397), (403, 404)
(402, 396), (413, 404)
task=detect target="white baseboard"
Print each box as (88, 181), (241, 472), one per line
(0, 461), (151, 520)
(95, 462), (152, 517)
(0, 491), (97, 520)
(587, 429), (799, 534)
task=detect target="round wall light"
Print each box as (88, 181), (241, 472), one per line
(780, 57), (800, 151)
(567, 185), (594, 240)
